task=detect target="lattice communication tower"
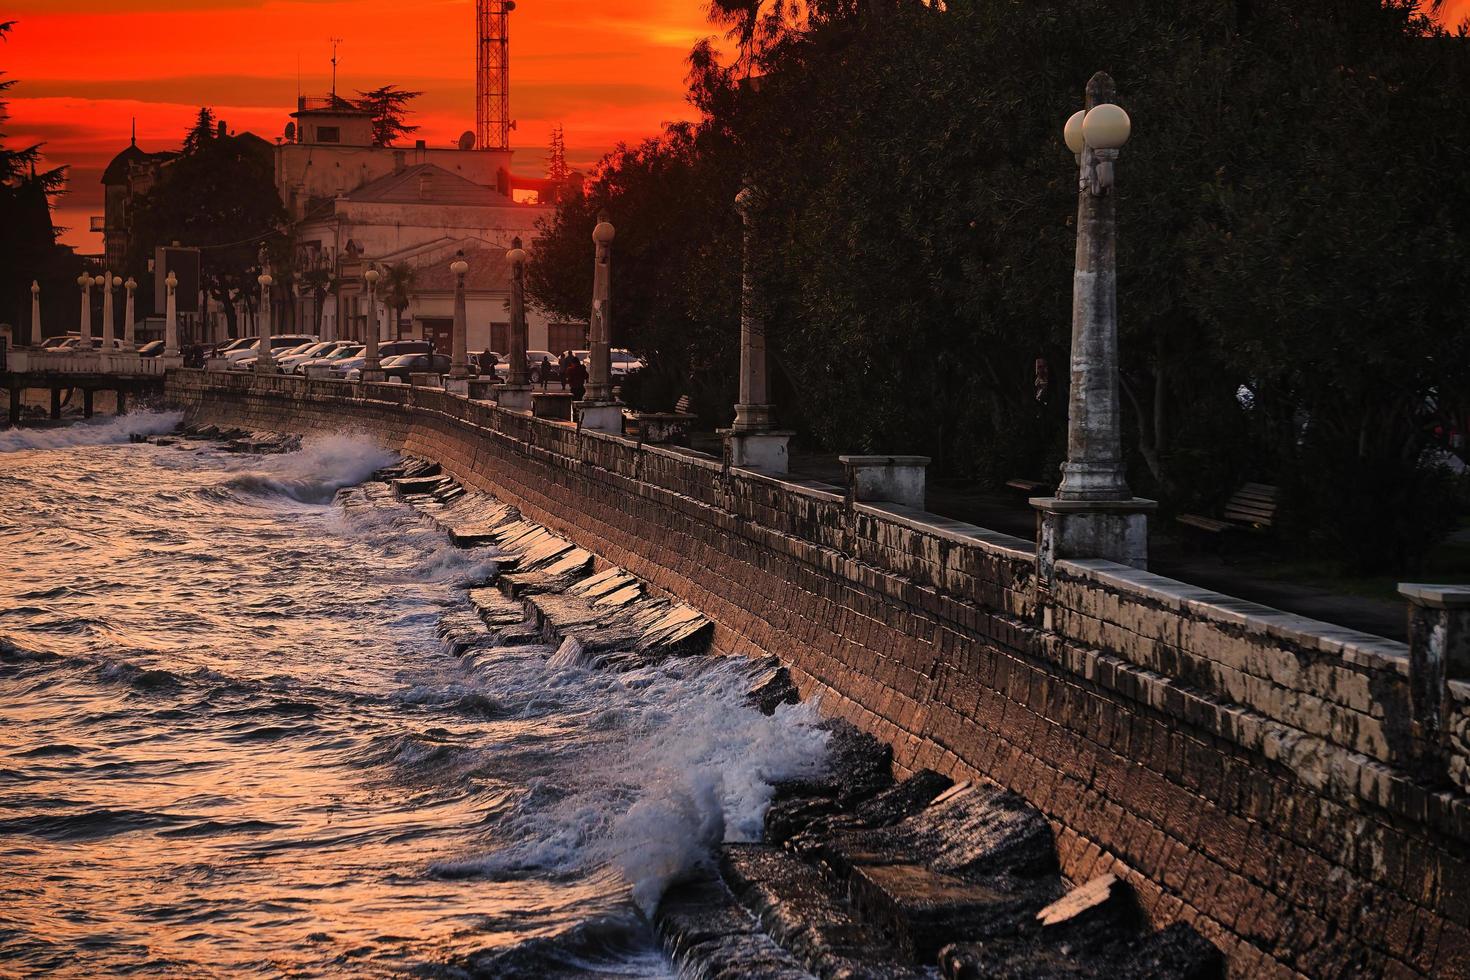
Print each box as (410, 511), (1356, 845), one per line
(476, 0), (514, 151)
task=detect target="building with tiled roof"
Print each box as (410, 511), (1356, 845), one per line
(278, 96), (581, 353)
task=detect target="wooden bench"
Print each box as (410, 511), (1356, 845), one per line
(1177, 482), (1279, 535)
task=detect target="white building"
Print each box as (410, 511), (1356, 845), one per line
(277, 98), (585, 354)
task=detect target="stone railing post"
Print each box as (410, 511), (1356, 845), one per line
(840, 456), (929, 509)
(1399, 584), (1470, 784)
(721, 183), (792, 473)
(1032, 72), (1155, 584)
(29, 280), (41, 347)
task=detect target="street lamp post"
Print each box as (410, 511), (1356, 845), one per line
(123, 277), (137, 351)
(499, 239), (533, 412)
(99, 273), (116, 349)
(448, 253), (470, 389)
(78, 272), (93, 349)
(576, 215), (623, 433)
(29, 281), (40, 348)
(361, 268), (383, 381)
(1031, 71), (1155, 583)
(164, 272), (180, 357)
(256, 272), (274, 374)
(721, 183), (791, 472)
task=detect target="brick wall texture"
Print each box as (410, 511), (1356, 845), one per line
(168, 370), (1470, 979)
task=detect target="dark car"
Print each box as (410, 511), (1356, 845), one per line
(380, 352), (452, 383)
(377, 340), (433, 360)
(136, 340), (166, 357)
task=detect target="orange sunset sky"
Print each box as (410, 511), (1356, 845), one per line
(4, 0), (1469, 254)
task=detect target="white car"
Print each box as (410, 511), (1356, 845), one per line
(331, 352), (369, 378)
(297, 344), (364, 374)
(222, 334), (318, 364)
(279, 341), (348, 373)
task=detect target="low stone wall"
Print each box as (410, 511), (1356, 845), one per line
(166, 369), (1470, 978)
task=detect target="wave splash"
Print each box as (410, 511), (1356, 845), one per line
(430, 655), (830, 915)
(222, 434), (399, 504)
(0, 409), (183, 453)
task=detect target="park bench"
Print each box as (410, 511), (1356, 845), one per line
(1006, 478), (1051, 495)
(1176, 482), (1279, 536)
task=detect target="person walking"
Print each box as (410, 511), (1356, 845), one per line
(538, 354), (554, 391)
(558, 351), (573, 390)
(564, 354), (588, 401)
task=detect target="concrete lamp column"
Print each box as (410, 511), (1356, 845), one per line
(576, 215), (623, 434)
(361, 268), (384, 383)
(99, 273), (116, 349)
(446, 254), (470, 395)
(164, 272), (180, 357)
(722, 184), (791, 473)
(255, 272), (275, 375)
(30, 281), (41, 347)
(123, 277), (137, 351)
(1032, 72), (1155, 583)
(77, 272), (93, 349)
(498, 239), (533, 412)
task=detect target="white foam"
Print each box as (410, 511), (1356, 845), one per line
(428, 652), (830, 914)
(223, 433), (399, 504)
(0, 409), (184, 453)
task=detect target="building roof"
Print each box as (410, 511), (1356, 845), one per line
(346, 163), (503, 206)
(101, 142), (176, 185)
(409, 243), (512, 292)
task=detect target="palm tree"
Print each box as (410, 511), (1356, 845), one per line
(381, 261), (416, 340)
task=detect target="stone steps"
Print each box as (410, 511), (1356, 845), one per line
(656, 693), (1223, 980)
(377, 460), (715, 669)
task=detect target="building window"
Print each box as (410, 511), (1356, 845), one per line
(490, 322), (510, 355)
(316, 126), (341, 143)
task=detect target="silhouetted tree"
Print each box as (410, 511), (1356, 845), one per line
(355, 85), (422, 147)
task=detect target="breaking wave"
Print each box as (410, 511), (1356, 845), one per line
(0, 409), (183, 453)
(221, 433), (399, 503)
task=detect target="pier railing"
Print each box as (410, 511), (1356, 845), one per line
(6, 349), (179, 377)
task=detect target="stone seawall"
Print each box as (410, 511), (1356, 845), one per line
(166, 369), (1470, 979)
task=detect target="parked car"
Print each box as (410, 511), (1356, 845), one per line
(373, 352), (453, 383)
(330, 351), (371, 378)
(56, 337), (126, 351)
(610, 348), (647, 377)
(277, 340), (347, 373)
(40, 336), (74, 350)
(377, 340), (432, 360)
(136, 340), (165, 357)
(527, 350), (559, 383)
(296, 343), (364, 374)
(222, 334), (318, 363)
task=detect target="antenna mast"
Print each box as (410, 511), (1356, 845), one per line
(329, 38), (343, 102)
(476, 0), (514, 150)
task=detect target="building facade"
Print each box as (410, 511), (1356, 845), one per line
(277, 98), (582, 355)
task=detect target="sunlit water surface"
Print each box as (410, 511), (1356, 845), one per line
(0, 413), (829, 977)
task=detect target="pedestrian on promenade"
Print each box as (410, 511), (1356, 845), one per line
(565, 355), (588, 401)
(558, 351), (573, 390)
(480, 347), (498, 380)
(539, 354), (554, 390)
